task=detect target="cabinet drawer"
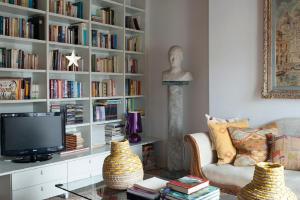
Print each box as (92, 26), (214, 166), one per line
(12, 163), (67, 190)
(12, 179), (66, 200)
(90, 153), (109, 177)
(68, 157), (91, 182)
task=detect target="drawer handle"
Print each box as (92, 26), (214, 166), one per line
(40, 170), (43, 175)
(41, 187), (44, 192)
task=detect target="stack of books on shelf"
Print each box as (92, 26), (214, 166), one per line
(0, 48), (38, 69)
(93, 99), (121, 122)
(50, 103), (84, 125)
(92, 80), (116, 97)
(91, 54), (119, 73)
(126, 36), (142, 52)
(92, 30), (118, 49)
(161, 176), (220, 200)
(49, 0), (83, 19)
(126, 56), (138, 73)
(125, 16), (141, 30)
(49, 49), (84, 71)
(127, 177), (168, 200)
(65, 130), (85, 151)
(49, 79), (82, 99)
(105, 123), (124, 144)
(0, 15), (45, 40)
(92, 7), (115, 25)
(126, 79), (142, 96)
(0, 78), (32, 100)
(0, 0), (38, 9)
(49, 23), (88, 45)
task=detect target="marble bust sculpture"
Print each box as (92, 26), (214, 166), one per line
(162, 45), (193, 171)
(162, 45), (193, 82)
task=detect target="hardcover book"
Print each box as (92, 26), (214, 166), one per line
(161, 186), (220, 200)
(167, 176), (209, 195)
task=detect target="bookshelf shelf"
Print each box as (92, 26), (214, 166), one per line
(48, 42), (89, 49)
(49, 70), (89, 75)
(91, 47), (123, 53)
(0, 35), (46, 45)
(49, 13), (89, 24)
(92, 96), (124, 100)
(125, 50), (144, 55)
(92, 119), (123, 125)
(0, 0), (146, 151)
(49, 97), (90, 102)
(66, 123), (90, 129)
(125, 28), (145, 34)
(0, 2), (46, 16)
(91, 72), (123, 76)
(0, 68), (46, 73)
(126, 95), (144, 99)
(91, 21), (123, 31)
(92, 0), (123, 7)
(125, 5), (145, 14)
(125, 73), (144, 77)
(0, 99), (47, 104)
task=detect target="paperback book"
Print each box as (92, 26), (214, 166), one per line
(91, 54), (119, 73)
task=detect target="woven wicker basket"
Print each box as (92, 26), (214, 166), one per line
(103, 140), (144, 190)
(238, 162), (297, 200)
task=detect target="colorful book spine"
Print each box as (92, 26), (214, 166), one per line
(0, 0), (38, 9)
(92, 7), (115, 25)
(126, 56), (138, 73)
(49, 79), (82, 99)
(91, 30), (118, 49)
(0, 78), (32, 100)
(126, 79), (142, 96)
(91, 54), (118, 73)
(126, 36), (142, 52)
(0, 48), (39, 69)
(92, 80), (116, 97)
(49, 0), (83, 19)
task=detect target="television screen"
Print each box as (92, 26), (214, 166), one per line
(1, 113), (65, 157)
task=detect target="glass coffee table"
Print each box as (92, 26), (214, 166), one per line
(55, 176), (237, 200)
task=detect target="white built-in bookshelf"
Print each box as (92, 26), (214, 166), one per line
(0, 0), (146, 150)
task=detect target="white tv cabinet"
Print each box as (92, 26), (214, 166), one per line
(0, 138), (156, 200)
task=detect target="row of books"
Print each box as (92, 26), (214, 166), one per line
(126, 57), (138, 73)
(105, 123), (124, 144)
(92, 30), (118, 49)
(0, 15), (45, 40)
(126, 79), (142, 96)
(49, 49), (84, 71)
(126, 36), (142, 52)
(0, 48), (38, 69)
(49, 0), (83, 19)
(49, 23), (88, 45)
(49, 79), (82, 99)
(125, 16), (141, 30)
(65, 130), (85, 151)
(93, 99), (120, 122)
(0, 78), (31, 100)
(50, 103), (84, 125)
(0, 0), (38, 9)
(127, 176), (220, 200)
(92, 7), (115, 25)
(92, 80), (116, 97)
(126, 98), (142, 113)
(91, 55), (119, 73)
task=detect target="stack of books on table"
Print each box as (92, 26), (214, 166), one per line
(161, 176), (220, 200)
(127, 177), (168, 200)
(105, 123), (125, 144)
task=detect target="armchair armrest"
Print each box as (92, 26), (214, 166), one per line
(184, 132), (216, 178)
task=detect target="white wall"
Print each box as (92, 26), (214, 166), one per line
(209, 0), (300, 127)
(147, 0), (209, 167)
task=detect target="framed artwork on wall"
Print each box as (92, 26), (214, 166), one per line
(263, 0), (300, 98)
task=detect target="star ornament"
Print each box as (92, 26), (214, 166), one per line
(66, 50), (81, 67)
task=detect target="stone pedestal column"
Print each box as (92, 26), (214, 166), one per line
(167, 85), (184, 171)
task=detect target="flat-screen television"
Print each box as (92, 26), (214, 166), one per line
(0, 112), (65, 161)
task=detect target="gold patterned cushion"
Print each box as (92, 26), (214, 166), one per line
(205, 114), (243, 150)
(208, 119), (249, 165)
(228, 128), (278, 166)
(271, 135), (300, 170)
